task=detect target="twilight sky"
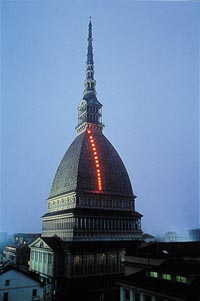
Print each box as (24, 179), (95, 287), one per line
(1, 0), (199, 237)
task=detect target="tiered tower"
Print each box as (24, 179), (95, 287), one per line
(29, 20), (142, 301)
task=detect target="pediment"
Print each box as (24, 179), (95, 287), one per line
(29, 237), (53, 251)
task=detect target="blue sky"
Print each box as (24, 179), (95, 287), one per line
(1, 0), (199, 236)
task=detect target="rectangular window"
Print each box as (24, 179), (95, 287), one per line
(32, 289), (37, 296)
(150, 271), (158, 278)
(176, 275), (187, 283)
(5, 280), (10, 286)
(31, 251), (34, 260)
(48, 253), (53, 264)
(124, 288), (130, 301)
(43, 253), (47, 263)
(3, 292), (9, 301)
(162, 273), (171, 281)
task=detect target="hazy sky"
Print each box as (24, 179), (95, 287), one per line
(1, 0), (199, 236)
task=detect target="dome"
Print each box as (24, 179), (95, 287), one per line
(50, 130), (134, 198)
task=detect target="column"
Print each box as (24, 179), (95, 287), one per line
(120, 287), (123, 301)
(140, 293), (144, 301)
(130, 289), (133, 301)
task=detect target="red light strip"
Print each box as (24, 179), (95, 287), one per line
(87, 130), (102, 191)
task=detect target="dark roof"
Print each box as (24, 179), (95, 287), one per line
(40, 237), (141, 252)
(143, 233), (155, 239)
(41, 236), (64, 253)
(118, 270), (200, 300)
(50, 131), (134, 198)
(158, 259), (200, 276)
(42, 208), (142, 218)
(0, 263), (43, 285)
(126, 242), (200, 258)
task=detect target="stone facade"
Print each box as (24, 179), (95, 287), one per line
(29, 20), (143, 301)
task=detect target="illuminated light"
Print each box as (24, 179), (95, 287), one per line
(87, 131), (102, 191)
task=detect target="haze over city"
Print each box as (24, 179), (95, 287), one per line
(1, 1), (199, 236)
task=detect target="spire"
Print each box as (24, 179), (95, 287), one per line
(76, 19), (103, 135)
(83, 18), (97, 98)
(87, 17), (94, 65)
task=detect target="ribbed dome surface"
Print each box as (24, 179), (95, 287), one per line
(50, 131), (133, 198)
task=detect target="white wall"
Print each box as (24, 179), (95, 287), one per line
(0, 269), (44, 301)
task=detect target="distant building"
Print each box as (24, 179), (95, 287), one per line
(117, 241), (200, 301)
(2, 233), (40, 266)
(164, 231), (177, 242)
(29, 20), (143, 301)
(164, 231), (187, 242)
(0, 263), (44, 301)
(142, 233), (155, 243)
(3, 245), (30, 266)
(189, 228), (200, 241)
(14, 233), (41, 246)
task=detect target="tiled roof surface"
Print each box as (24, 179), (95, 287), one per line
(50, 131), (133, 198)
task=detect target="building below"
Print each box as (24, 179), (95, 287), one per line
(117, 241), (200, 301)
(0, 263), (45, 301)
(189, 228), (200, 241)
(163, 231), (188, 242)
